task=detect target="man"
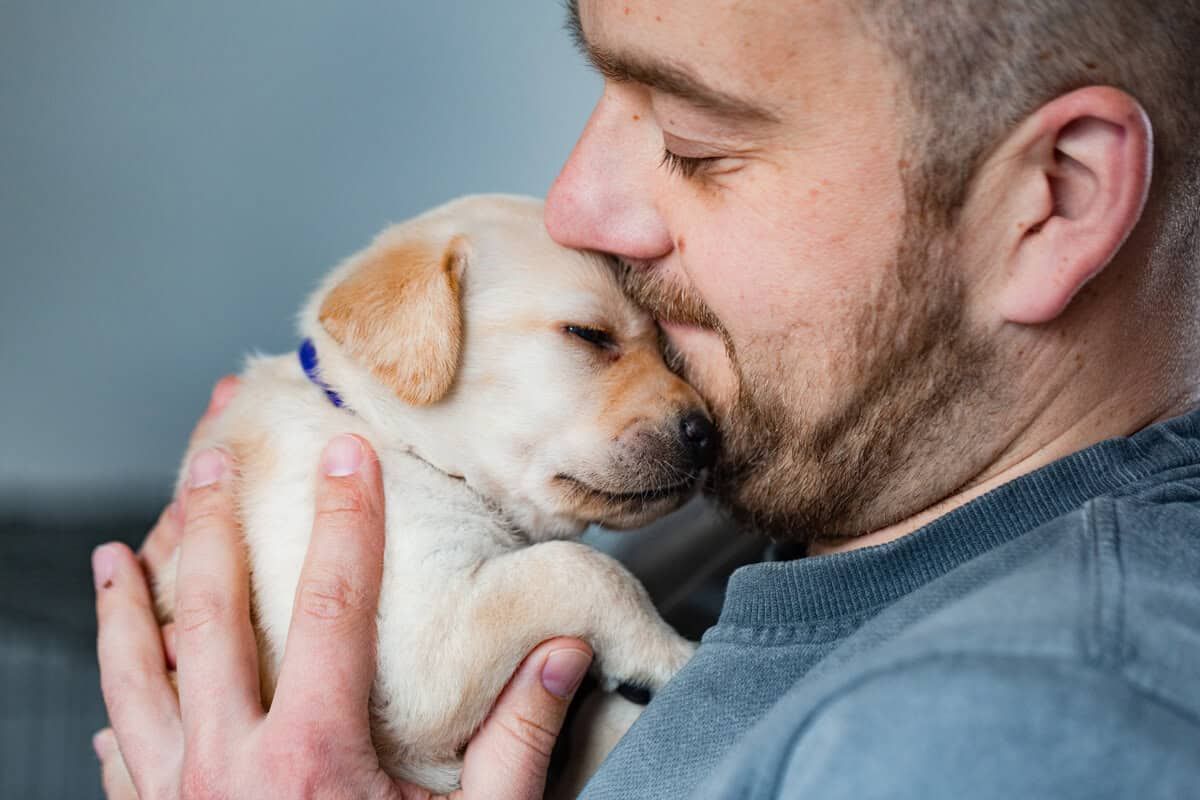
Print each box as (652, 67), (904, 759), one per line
(95, 1), (1200, 797)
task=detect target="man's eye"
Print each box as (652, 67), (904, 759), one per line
(660, 148), (718, 180)
(565, 325), (615, 349)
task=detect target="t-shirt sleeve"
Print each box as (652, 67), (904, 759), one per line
(700, 654), (1200, 800)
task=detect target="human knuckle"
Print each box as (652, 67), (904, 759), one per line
(101, 660), (144, 696)
(105, 580), (157, 619)
(174, 586), (228, 633)
(103, 743), (170, 800)
(189, 723), (232, 768)
(183, 494), (232, 536)
(258, 727), (327, 796)
(296, 571), (368, 623)
(139, 776), (182, 800)
(100, 670), (145, 722)
(184, 726), (255, 799)
(291, 722), (334, 764)
(315, 484), (374, 528)
(99, 641), (164, 706)
(179, 758), (223, 800)
(499, 712), (558, 760)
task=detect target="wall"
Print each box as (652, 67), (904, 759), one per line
(0, 6), (603, 797)
(0, 0), (599, 515)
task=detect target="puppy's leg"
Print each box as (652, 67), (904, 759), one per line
(548, 691), (646, 800)
(476, 540), (696, 692)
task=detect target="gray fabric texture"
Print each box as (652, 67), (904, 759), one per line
(581, 409), (1200, 799)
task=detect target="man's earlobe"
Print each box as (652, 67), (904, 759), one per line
(319, 233), (468, 405)
(995, 86), (1153, 325)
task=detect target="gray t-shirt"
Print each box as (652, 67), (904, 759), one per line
(581, 409), (1200, 799)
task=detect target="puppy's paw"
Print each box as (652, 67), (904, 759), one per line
(594, 632), (696, 693)
(648, 636), (696, 690)
(669, 637), (698, 671)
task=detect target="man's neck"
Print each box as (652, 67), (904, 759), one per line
(810, 380), (1200, 558)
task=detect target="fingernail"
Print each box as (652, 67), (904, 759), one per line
(92, 545), (117, 591)
(188, 448), (226, 489)
(541, 648), (591, 699)
(322, 434), (364, 477)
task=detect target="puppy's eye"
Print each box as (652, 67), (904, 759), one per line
(565, 325), (615, 349)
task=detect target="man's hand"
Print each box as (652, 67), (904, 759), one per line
(94, 378), (592, 799)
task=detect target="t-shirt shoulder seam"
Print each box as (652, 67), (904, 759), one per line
(1083, 496), (1130, 670)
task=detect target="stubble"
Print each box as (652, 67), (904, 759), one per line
(618, 219), (1001, 544)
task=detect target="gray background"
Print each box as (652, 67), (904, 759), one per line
(0, 0), (599, 515)
(0, 2), (604, 797)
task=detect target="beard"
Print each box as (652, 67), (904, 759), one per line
(616, 219), (1001, 546)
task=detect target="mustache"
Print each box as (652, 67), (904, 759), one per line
(614, 259), (723, 331)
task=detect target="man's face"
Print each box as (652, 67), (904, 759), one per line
(546, 0), (999, 542)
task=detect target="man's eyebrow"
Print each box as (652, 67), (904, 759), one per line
(563, 0), (781, 125)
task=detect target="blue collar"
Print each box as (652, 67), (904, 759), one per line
(298, 338), (347, 409)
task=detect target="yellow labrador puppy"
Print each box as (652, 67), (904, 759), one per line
(152, 195), (714, 793)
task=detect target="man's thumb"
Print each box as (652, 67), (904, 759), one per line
(459, 638), (592, 800)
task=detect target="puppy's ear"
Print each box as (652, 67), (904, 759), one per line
(319, 234), (468, 405)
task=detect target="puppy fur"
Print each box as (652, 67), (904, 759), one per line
(153, 195), (706, 793)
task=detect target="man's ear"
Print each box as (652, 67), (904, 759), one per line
(984, 86), (1153, 325)
(319, 233), (468, 405)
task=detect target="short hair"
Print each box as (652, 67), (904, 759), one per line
(857, 0), (1200, 262)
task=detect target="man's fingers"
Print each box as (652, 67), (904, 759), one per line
(174, 448), (262, 742)
(272, 435), (386, 732)
(93, 727), (118, 761)
(94, 728), (142, 800)
(94, 543), (183, 795)
(459, 638), (593, 800)
(139, 499), (183, 575)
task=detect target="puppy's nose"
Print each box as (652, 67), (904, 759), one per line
(679, 411), (719, 470)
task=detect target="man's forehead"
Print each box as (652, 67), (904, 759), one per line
(571, 0), (858, 118)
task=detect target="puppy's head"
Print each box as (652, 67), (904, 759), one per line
(302, 195), (716, 538)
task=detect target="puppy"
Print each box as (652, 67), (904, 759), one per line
(152, 194), (714, 793)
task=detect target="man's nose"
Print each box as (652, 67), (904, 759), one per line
(545, 93), (674, 261)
